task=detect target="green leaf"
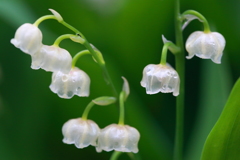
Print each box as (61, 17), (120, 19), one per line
(201, 78), (240, 160)
(92, 96), (116, 106)
(186, 59), (232, 160)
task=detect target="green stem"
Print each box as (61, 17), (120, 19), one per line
(83, 42), (105, 65)
(84, 41), (118, 98)
(33, 15), (57, 26)
(53, 34), (76, 46)
(160, 41), (180, 65)
(110, 151), (122, 160)
(181, 10), (211, 33)
(160, 42), (171, 65)
(81, 101), (95, 120)
(118, 91), (125, 125)
(61, 21), (85, 38)
(174, 0), (185, 160)
(56, 20), (118, 98)
(127, 153), (137, 160)
(110, 152), (137, 160)
(72, 50), (91, 67)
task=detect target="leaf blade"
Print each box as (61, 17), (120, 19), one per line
(201, 78), (240, 160)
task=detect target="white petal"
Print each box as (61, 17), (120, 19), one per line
(185, 31), (225, 64)
(31, 45), (72, 73)
(96, 124), (140, 153)
(140, 64), (180, 96)
(62, 118), (100, 148)
(49, 67), (90, 99)
(11, 23), (42, 55)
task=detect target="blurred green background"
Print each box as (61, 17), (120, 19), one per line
(0, 0), (239, 159)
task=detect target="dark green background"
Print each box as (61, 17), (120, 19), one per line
(0, 0), (239, 159)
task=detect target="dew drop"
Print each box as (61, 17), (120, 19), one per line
(62, 75), (68, 82)
(162, 84), (167, 90)
(76, 87), (81, 92)
(58, 90), (64, 96)
(67, 91), (73, 97)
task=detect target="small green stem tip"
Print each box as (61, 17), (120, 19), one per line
(118, 91), (126, 125)
(81, 101), (95, 120)
(110, 151), (122, 160)
(160, 42), (179, 65)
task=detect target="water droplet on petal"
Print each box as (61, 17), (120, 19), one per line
(162, 84), (167, 90)
(67, 91), (73, 97)
(76, 87), (81, 92)
(62, 75), (68, 82)
(58, 90), (64, 96)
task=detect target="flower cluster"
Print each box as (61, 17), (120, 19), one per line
(11, 7), (227, 159)
(141, 10), (226, 96)
(62, 118), (140, 153)
(11, 13), (90, 99)
(62, 90), (140, 153)
(11, 10), (140, 158)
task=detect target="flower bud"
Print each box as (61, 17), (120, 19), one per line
(11, 23), (42, 55)
(49, 9), (63, 22)
(96, 124), (140, 153)
(140, 64), (180, 96)
(49, 67), (90, 99)
(31, 45), (72, 74)
(186, 31), (226, 64)
(62, 118), (100, 148)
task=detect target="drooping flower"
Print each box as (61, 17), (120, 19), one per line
(185, 31), (226, 64)
(62, 118), (100, 148)
(96, 124), (140, 153)
(31, 45), (72, 74)
(11, 23), (43, 55)
(49, 67), (90, 99)
(140, 63), (180, 96)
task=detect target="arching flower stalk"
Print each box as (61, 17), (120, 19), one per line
(97, 78), (140, 153)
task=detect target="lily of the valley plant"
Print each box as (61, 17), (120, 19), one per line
(11, 1), (229, 159)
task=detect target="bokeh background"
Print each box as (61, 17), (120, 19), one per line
(0, 0), (239, 159)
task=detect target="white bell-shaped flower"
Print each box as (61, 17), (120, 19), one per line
(49, 67), (90, 99)
(62, 118), (100, 148)
(31, 45), (72, 74)
(140, 64), (180, 96)
(11, 23), (43, 55)
(96, 124), (140, 153)
(186, 31), (226, 64)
